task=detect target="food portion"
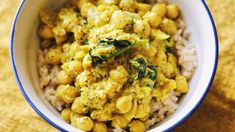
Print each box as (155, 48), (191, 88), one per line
(37, 0), (197, 131)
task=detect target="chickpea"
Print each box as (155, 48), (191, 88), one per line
(52, 25), (67, 45)
(80, 45), (91, 53)
(153, 51), (167, 66)
(77, 0), (87, 9)
(72, 116), (94, 131)
(70, 111), (80, 124)
(62, 60), (83, 76)
(83, 53), (93, 69)
(80, 3), (96, 18)
(163, 62), (176, 78)
(164, 79), (177, 91)
(136, 3), (151, 16)
(71, 97), (87, 114)
(160, 18), (177, 35)
(45, 49), (61, 65)
(61, 108), (72, 122)
(39, 10), (56, 28)
(116, 95), (133, 113)
(73, 26), (87, 44)
(57, 70), (74, 84)
(140, 77), (155, 88)
(119, 0), (137, 12)
(110, 66), (129, 84)
(166, 4), (180, 19)
(175, 75), (189, 93)
(112, 115), (130, 128)
(97, 4), (109, 11)
(98, 0), (119, 5)
(62, 43), (70, 53)
(168, 54), (180, 74)
(75, 71), (96, 87)
(145, 45), (157, 58)
(134, 104), (151, 120)
(128, 120), (145, 132)
(137, 3), (151, 11)
(93, 122), (108, 132)
(143, 12), (162, 28)
(38, 25), (54, 39)
(69, 61), (83, 73)
(75, 50), (87, 60)
(152, 3), (167, 18)
(90, 110), (112, 121)
(106, 79), (121, 98)
(54, 34), (67, 44)
(56, 85), (78, 103)
(134, 20), (151, 38)
(69, 42), (80, 57)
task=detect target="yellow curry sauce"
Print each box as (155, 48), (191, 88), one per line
(38, 0), (189, 131)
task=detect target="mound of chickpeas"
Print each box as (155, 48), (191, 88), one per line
(38, 0), (189, 132)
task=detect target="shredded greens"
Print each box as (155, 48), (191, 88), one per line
(129, 57), (157, 81)
(89, 38), (149, 66)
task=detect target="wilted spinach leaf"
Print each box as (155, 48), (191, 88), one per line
(129, 57), (157, 81)
(89, 38), (149, 67)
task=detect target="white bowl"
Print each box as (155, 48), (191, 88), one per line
(10, 0), (218, 131)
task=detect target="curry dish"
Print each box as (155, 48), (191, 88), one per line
(37, 0), (195, 131)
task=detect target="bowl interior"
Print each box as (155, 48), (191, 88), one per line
(11, 0), (217, 131)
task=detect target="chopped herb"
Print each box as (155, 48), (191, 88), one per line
(146, 64), (157, 80)
(89, 55), (104, 66)
(166, 46), (173, 53)
(89, 38), (132, 66)
(165, 38), (174, 53)
(85, 39), (90, 45)
(129, 58), (146, 79)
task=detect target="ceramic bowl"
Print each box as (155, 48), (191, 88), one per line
(10, 0), (218, 131)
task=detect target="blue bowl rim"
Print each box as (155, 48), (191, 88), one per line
(10, 0), (219, 132)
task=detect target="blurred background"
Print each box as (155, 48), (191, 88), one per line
(0, 0), (235, 131)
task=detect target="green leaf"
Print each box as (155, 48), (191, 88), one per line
(89, 38), (132, 66)
(146, 64), (157, 80)
(129, 57), (157, 81)
(89, 38), (151, 67)
(129, 58), (147, 79)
